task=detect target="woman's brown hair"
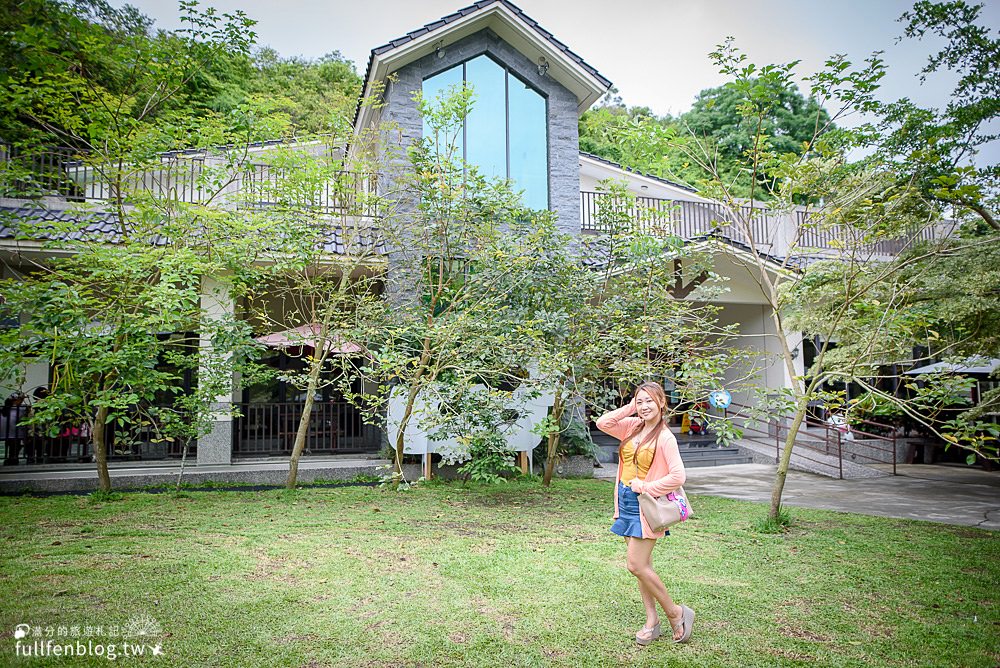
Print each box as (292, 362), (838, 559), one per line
(623, 381), (669, 459)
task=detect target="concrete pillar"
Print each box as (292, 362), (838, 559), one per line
(783, 328), (806, 390)
(197, 275), (237, 465)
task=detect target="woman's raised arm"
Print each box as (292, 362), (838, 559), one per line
(595, 397), (642, 441)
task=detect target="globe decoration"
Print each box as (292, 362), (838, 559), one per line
(708, 390), (732, 410)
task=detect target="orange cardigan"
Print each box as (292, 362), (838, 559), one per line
(596, 397), (687, 539)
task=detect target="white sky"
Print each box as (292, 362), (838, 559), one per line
(126, 0), (1000, 164)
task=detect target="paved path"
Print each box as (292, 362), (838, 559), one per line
(598, 462), (1000, 530)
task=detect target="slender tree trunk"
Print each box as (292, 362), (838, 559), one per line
(175, 436), (191, 493)
(764, 296), (808, 519)
(394, 368), (425, 484)
(393, 339), (432, 485)
(769, 395), (809, 519)
(542, 387), (565, 487)
(93, 406), (111, 493)
(287, 354), (323, 489)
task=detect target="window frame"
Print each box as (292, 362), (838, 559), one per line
(421, 51), (550, 210)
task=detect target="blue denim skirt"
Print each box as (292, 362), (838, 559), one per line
(611, 480), (669, 538)
(611, 482), (642, 538)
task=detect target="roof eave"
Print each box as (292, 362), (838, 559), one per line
(353, 1), (611, 138)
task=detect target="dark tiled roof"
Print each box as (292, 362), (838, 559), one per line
(0, 205), (386, 256)
(683, 233), (803, 272)
(355, 0), (612, 127)
(580, 231), (804, 273)
(580, 152), (697, 193)
(0, 205), (130, 243)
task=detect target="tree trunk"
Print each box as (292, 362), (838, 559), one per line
(175, 436), (191, 493)
(92, 407), (111, 493)
(542, 389), (565, 487)
(393, 378), (423, 484)
(769, 396), (809, 519)
(393, 341), (432, 486)
(287, 355), (323, 489)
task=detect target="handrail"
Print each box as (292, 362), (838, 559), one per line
(715, 399), (897, 477)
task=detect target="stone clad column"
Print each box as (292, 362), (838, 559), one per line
(197, 275), (237, 465)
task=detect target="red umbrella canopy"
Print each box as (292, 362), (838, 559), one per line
(254, 323), (363, 355)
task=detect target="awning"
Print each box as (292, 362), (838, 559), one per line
(254, 323), (364, 355)
(904, 357), (1000, 375)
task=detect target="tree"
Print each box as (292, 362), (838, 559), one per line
(659, 0), (1000, 519)
(353, 83), (549, 486)
(230, 133), (386, 489)
(490, 179), (744, 486)
(578, 81), (832, 198)
(880, 0), (999, 232)
(0, 1), (271, 491)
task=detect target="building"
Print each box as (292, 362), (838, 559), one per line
(0, 0), (949, 487)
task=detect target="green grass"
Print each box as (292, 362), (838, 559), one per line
(1, 476), (997, 667)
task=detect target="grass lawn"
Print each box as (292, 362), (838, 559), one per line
(0, 476), (997, 667)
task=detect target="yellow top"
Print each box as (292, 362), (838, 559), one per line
(620, 437), (655, 482)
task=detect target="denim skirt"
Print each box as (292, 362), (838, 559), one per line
(611, 482), (642, 538)
(611, 480), (669, 538)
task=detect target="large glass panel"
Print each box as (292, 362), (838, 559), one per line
(421, 64), (464, 163)
(421, 56), (548, 211)
(464, 55), (507, 182)
(508, 75), (548, 210)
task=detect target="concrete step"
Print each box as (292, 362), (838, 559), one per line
(686, 456), (754, 468)
(0, 456), (389, 495)
(594, 439), (752, 469)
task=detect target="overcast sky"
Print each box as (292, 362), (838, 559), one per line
(125, 0), (999, 162)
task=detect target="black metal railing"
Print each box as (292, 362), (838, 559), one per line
(233, 400), (379, 457)
(725, 400), (899, 479)
(0, 145), (210, 203)
(728, 418), (898, 479)
(0, 404), (191, 465)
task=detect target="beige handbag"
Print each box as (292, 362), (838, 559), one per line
(631, 428), (693, 531)
(638, 486), (692, 531)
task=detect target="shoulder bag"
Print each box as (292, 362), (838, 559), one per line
(632, 426), (693, 531)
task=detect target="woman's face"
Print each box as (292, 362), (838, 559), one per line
(635, 389), (661, 421)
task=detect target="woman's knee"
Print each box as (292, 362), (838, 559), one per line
(626, 557), (651, 577)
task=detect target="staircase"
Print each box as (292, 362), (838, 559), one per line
(591, 429), (753, 470)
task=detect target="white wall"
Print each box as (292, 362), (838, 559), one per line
(712, 302), (803, 410)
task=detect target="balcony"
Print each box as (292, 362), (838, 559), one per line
(0, 144), (379, 217)
(0, 145), (950, 259)
(579, 190), (953, 258)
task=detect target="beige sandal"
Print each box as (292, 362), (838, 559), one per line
(669, 605), (695, 643)
(635, 621), (662, 645)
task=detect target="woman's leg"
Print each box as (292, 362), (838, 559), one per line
(626, 536), (684, 640)
(625, 537), (659, 627)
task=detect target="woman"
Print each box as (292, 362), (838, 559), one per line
(596, 381), (695, 645)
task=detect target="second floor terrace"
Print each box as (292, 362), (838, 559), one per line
(0, 144), (955, 261)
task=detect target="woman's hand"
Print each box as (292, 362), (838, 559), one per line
(629, 478), (645, 494)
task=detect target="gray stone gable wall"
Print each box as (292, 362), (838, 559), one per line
(380, 27), (581, 237)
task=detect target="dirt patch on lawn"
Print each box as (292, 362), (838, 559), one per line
(471, 595), (519, 641)
(246, 547), (313, 584)
(768, 647), (816, 661)
(777, 624), (831, 642)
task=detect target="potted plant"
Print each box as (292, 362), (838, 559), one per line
(547, 413), (598, 478)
